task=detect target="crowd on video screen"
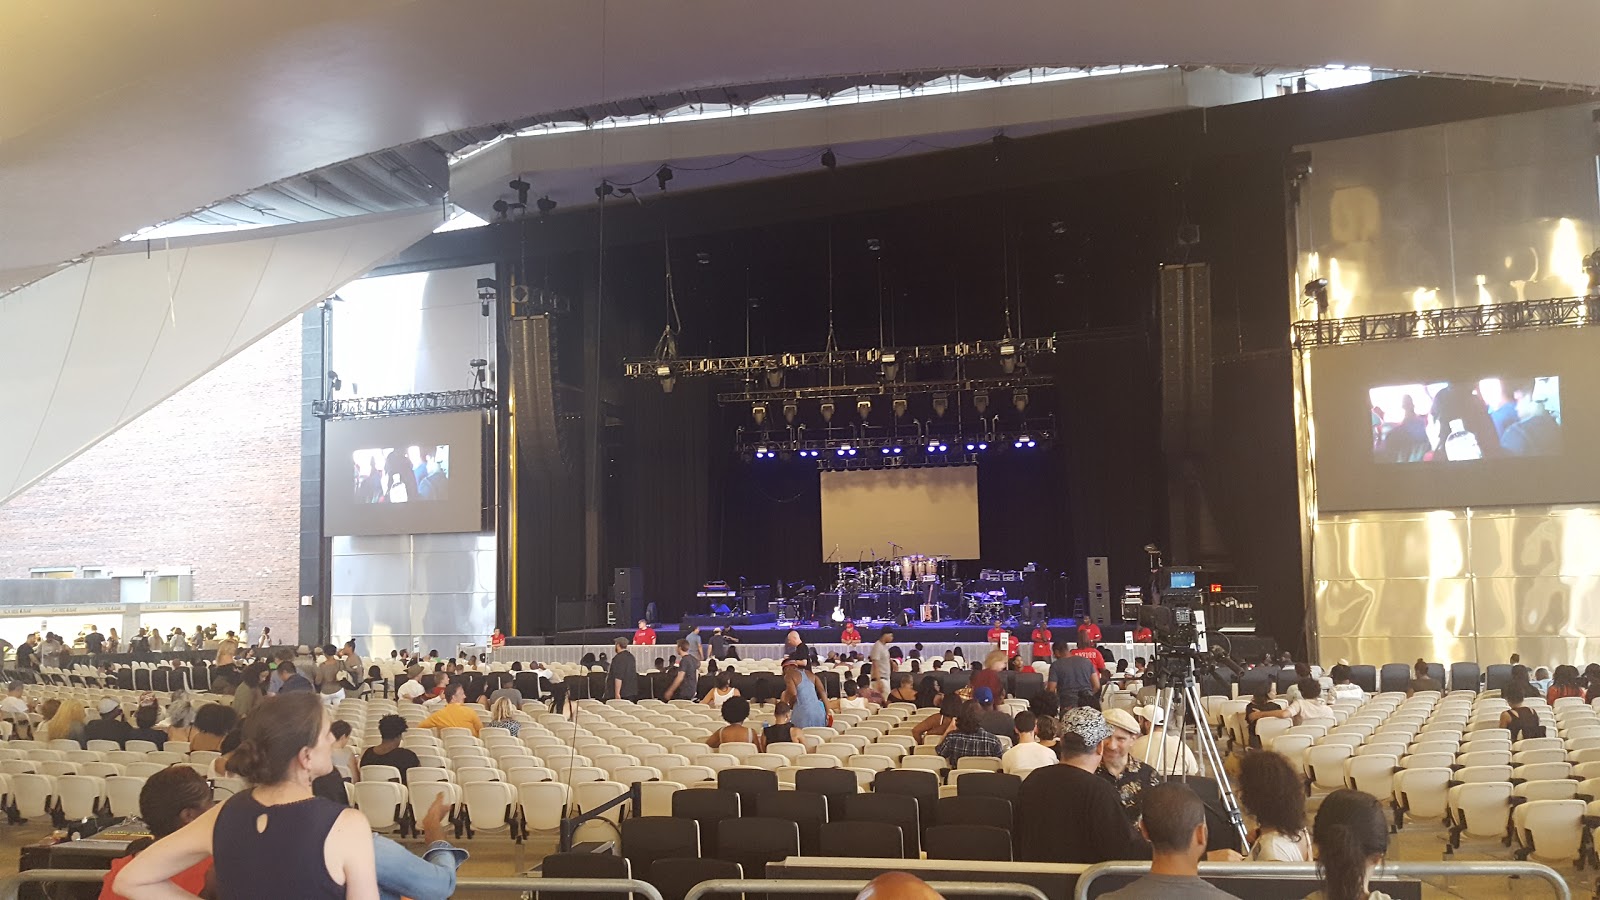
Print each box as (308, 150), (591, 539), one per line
(353, 445), (451, 503)
(1369, 377), (1561, 463)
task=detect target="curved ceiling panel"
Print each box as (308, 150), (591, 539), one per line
(0, 208), (442, 503)
(3, 0), (1599, 294)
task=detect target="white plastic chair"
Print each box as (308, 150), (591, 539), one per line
(1512, 762), (1572, 783)
(456, 766), (503, 784)
(573, 780), (629, 825)
(1305, 745), (1353, 792)
(360, 765), (403, 783)
(407, 780), (461, 826)
(104, 775), (146, 818)
(1447, 781), (1513, 852)
(1512, 798), (1586, 863)
(406, 766), (452, 785)
(665, 765), (715, 784)
(461, 780), (520, 838)
(353, 781), (409, 832)
(517, 781), (570, 838)
(1393, 767), (1450, 827)
(956, 756), (1002, 772)
(1344, 754), (1398, 798)
(639, 780), (683, 818)
(557, 766), (607, 785)
(11, 773), (55, 819)
(56, 775), (105, 819)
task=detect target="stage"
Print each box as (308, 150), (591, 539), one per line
(493, 616), (1162, 666)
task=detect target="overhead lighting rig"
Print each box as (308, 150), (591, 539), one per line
(736, 419), (1056, 470)
(623, 334), (1059, 380)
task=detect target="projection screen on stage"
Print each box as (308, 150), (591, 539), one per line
(820, 467), (980, 561)
(1311, 328), (1600, 511)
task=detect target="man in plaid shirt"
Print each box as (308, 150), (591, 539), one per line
(937, 701), (1004, 766)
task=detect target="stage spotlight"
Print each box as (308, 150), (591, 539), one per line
(966, 441), (988, 452)
(656, 165), (674, 190)
(696, 251), (711, 265)
(856, 398), (872, 420)
(973, 389), (990, 413)
(892, 396), (908, 419)
(783, 400), (798, 423)
(1013, 388), (1029, 412)
(819, 400), (835, 422)
(821, 148), (837, 169)
(880, 350), (898, 380)
(932, 392), (949, 417)
(327, 370), (342, 392)
(881, 447), (892, 455)
(755, 446), (770, 459)
(892, 446), (903, 454)
(765, 369), (785, 389)
(752, 403), (768, 425)
(536, 196), (557, 218)
(1303, 278), (1330, 316)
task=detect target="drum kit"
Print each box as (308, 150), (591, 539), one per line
(828, 554), (954, 622)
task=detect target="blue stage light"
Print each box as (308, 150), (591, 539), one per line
(978, 442), (988, 450)
(892, 446), (903, 455)
(847, 447), (857, 457)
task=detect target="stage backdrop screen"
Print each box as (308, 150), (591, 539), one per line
(820, 467), (980, 562)
(1311, 328), (1600, 511)
(324, 411), (484, 536)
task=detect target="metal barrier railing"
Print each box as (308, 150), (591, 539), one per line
(0, 869), (665, 900)
(558, 782), (642, 851)
(685, 879), (1050, 900)
(1073, 860), (1571, 900)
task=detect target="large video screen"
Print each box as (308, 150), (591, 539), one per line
(1369, 377), (1562, 463)
(1311, 329), (1600, 511)
(325, 412), (483, 535)
(820, 467), (980, 561)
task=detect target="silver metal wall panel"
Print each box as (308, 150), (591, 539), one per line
(330, 532), (495, 657)
(1313, 511), (1467, 581)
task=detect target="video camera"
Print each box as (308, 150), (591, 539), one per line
(1135, 567), (1212, 680)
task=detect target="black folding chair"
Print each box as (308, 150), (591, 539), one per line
(841, 792), (921, 858)
(818, 819), (903, 858)
(620, 816), (700, 882)
(718, 768), (779, 811)
(648, 857), (742, 900)
(755, 790), (829, 855)
(794, 767), (857, 813)
(715, 816), (799, 878)
(925, 823), (1012, 860)
(934, 794), (1012, 831)
(872, 768), (939, 835)
(540, 851), (631, 900)
(670, 787), (740, 857)
(954, 771), (1021, 805)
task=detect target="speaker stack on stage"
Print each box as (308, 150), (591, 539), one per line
(1086, 556), (1111, 625)
(612, 567), (643, 627)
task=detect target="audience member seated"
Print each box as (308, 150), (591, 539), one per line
(1407, 659), (1441, 694)
(702, 672), (740, 709)
(1129, 705), (1201, 776)
(972, 686), (1016, 743)
(484, 697), (521, 737)
(1251, 678), (1335, 728)
(1546, 664), (1585, 704)
(937, 701), (1004, 766)
(44, 699), (86, 747)
(1099, 709), (1162, 822)
(1238, 750), (1311, 861)
(1310, 789), (1391, 900)
(886, 673), (918, 705)
(191, 704), (238, 753)
(128, 705), (169, 749)
(397, 674), (429, 704)
(100, 766), (215, 900)
(762, 702), (801, 747)
(84, 698), (134, 748)
(0, 681), (29, 722)
(275, 661), (315, 695)
(1100, 782), (1241, 899)
(833, 680), (870, 713)
(1499, 684), (1546, 740)
(706, 696), (761, 749)
(233, 663), (270, 720)
(418, 679), (482, 736)
(1243, 689), (1280, 748)
(114, 692), (378, 898)
(313, 720), (354, 805)
(1001, 710), (1058, 776)
(361, 714), (421, 782)
(1327, 665), (1364, 703)
(913, 675), (943, 708)
(911, 696), (963, 743)
(1017, 708), (1151, 863)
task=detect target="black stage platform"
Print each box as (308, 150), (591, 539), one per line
(506, 616), (1137, 647)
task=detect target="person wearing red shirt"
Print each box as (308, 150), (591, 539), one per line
(1006, 633), (1019, 659)
(1076, 622), (1102, 645)
(987, 623), (1019, 659)
(633, 620), (657, 646)
(101, 766), (213, 900)
(1071, 635), (1107, 672)
(1132, 626), (1154, 643)
(1030, 625), (1053, 662)
(489, 628), (505, 650)
(840, 621), (861, 646)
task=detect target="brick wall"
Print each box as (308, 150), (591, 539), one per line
(0, 320), (304, 640)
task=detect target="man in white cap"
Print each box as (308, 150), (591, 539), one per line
(1098, 707), (1162, 822)
(1016, 707), (1152, 864)
(83, 697), (133, 748)
(1131, 703), (1201, 776)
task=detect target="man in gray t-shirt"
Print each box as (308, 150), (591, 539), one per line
(1100, 782), (1239, 899)
(870, 629), (895, 696)
(684, 627), (703, 662)
(666, 639), (699, 701)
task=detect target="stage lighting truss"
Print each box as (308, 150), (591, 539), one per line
(1291, 294), (1594, 348)
(312, 388), (496, 419)
(736, 418), (1055, 469)
(622, 334), (1061, 380)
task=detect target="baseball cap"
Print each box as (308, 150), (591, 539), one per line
(1059, 707), (1113, 747)
(97, 698), (120, 715)
(1102, 707), (1141, 736)
(1132, 704), (1166, 726)
(973, 686), (994, 705)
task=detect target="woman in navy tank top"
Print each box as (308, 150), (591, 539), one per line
(114, 692), (378, 899)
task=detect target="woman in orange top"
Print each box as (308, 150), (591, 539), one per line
(100, 766), (214, 900)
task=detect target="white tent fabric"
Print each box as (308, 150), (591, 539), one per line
(4, 1), (1600, 294)
(0, 208), (441, 502)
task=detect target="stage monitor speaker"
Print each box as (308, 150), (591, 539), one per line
(1086, 556), (1111, 624)
(613, 567), (644, 624)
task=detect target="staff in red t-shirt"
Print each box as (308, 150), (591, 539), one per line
(840, 621), (861, 646)
(1030, 625), (1053, 661)
(489, 628), (505, 650)
(1071, 624), (1106, 672)
(633, 620), (657, 646)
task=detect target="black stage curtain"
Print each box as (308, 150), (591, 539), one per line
(620, 380), (716, 621)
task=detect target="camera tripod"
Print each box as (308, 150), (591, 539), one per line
(1142, 651), (1251, 852)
